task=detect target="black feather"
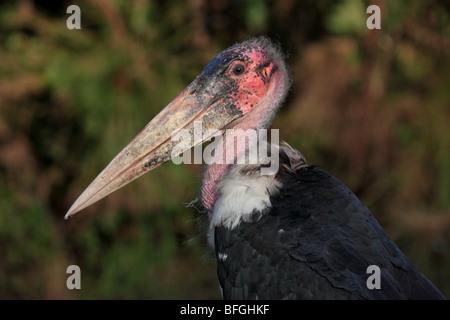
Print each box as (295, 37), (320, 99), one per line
(214, 165), (446, 299)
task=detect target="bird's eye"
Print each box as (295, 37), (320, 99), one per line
(231, 63), (245, 76)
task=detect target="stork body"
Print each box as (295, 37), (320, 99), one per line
(66, 37), (446, 299)
(213, 145), (444, 299)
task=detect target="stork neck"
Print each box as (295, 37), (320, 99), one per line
(201, 65), (289, 217)
(201, 96), (279, 216)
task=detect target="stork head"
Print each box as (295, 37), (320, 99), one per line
(65, 36), (290, 218)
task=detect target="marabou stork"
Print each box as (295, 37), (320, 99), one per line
(66, 37), (446, 300)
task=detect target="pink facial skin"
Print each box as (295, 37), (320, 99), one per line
(225, 49), (279, 115)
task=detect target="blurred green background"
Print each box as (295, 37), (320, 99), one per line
(0, 0), (449, 299)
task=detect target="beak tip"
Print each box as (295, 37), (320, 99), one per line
(65, 203), (82, 220)
(64, 210), (75, 220)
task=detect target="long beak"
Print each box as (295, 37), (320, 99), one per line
(65, 76), (242, 219)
